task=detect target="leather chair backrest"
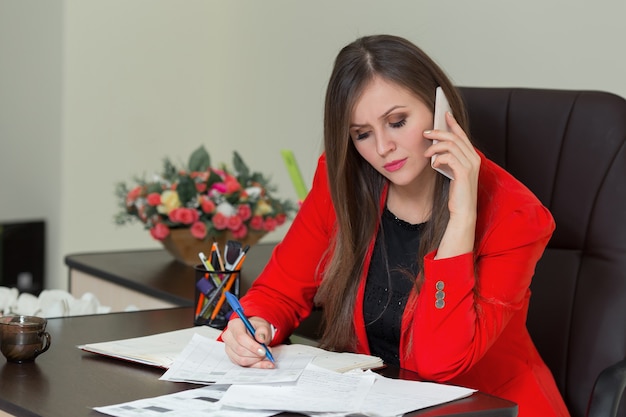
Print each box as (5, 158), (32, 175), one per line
(459, 87), (626, 417)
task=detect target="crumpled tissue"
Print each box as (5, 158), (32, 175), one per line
(0, 287), (112, 318)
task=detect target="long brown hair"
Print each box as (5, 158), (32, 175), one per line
(314, 34), (472, 352)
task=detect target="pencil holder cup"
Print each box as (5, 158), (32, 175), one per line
(193, 264), (241, 330)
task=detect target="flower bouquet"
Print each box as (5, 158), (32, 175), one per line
(115, 146), (298, 264)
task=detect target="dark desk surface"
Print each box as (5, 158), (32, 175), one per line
(0, 308), (517, 417)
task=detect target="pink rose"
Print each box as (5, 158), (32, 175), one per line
(146, 192), (161, 206)
(212, 212), (228, 230)
(210, 183), (228, 194)
(190, 171), (208, 180)
(201, 198), (216, 214)
(232, 224), (248, 239)
(237, 204), (252, 221)
(249, 215), (264, 230)
(126, 186), (143, 205)
(263, 217), (278, 232)
(224, 175), (241, 193)
(169, 208), (182, 222)
(169, 208), (199, 225)
(150, 223), (170, 240)
(227, 215), (243, 231)
(275, 213), (286, 225)
(190, 221), (207, 239)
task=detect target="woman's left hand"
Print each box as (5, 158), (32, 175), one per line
(424, 111), (480, 257)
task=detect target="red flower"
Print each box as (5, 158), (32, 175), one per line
(195, 183), (207, 193)
(224, 175), (241, 193)
(212, 212), (228, 230)
(275, 213), (287, 226)
(227, 215), (243, 231)
(190, 221), (207, 239)
(169, 208), (199, 225)
(200, 198), (216, 214)
(150, 223), (170, 240)
(232, 224), (248, 239)
(146, 192), (161, 206)
(249, 215), (264, 230)
(126, 186), (143, 205)
(263, 217), (278, 232)
(190, 171), (208, 181)
(210, 182), (228, 194)
(237, 204), (252, 221)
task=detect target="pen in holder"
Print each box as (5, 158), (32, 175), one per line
(193, 264), (241, 329)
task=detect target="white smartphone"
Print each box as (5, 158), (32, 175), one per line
(431, 87), (455, 180)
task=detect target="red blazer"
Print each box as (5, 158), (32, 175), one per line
(241, 153), (570, 417)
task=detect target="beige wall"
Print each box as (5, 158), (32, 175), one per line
(0, 1), (63, 289)
(2, 0), (625, 290)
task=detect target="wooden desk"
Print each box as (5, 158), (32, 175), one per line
(0, 308), (517, 417)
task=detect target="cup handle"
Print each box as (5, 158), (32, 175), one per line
(35, 331), (51, 357)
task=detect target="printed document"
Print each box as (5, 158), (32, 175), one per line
(160, 333), (312, 384)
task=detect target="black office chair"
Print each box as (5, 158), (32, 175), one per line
(459, 87), (626, 417)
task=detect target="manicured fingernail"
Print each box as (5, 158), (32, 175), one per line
(257, 348), (266, 356)
(424, 130), (432, 134)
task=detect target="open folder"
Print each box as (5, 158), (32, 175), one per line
(78, 326), (383, 373)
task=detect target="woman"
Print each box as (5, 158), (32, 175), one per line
(222, 34), (570, 416)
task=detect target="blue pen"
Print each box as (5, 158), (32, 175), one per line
(224, 291), (276, 364)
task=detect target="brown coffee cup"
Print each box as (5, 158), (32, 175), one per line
(0, 315), (51, 363)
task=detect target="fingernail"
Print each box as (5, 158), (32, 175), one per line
(257, 333), (266, 342)
(424, 130), (432, 135)
(257, 348), (266, 356)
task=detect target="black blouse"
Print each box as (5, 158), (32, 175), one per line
(363, 207), (425, 366)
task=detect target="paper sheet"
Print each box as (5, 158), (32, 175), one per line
(79, 326), (222, 368)
(219, 364), (376, 413)
(160, 333), (312, 384)
(218, 365), (475, 416)
(275, 343), (383, 373)
(359, 371), (476, 416)
(96, 364), (475, 417)
(93, 385), (277, 417)
(79, 325), (382, 373)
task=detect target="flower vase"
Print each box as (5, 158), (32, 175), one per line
(161, 228), (267, 266)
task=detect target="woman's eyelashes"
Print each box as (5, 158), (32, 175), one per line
(356, 131), (370, 140)
(390, 118), (407, 129)
(353, 118), (407, 141)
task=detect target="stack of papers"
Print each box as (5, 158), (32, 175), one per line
(78, 326), (222, 368)
(82, 330), (475, 417)
(95, 362), (474, 417)
(78, 327), (383, 373)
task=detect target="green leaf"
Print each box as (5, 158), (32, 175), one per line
(188, 146), (211, 172)
(207, 170), (223, 187)
(146, 183), (162, 194)
(162, 158), (178, 181)
(177, 175), (197, 204)
(232, 151), (250, 184)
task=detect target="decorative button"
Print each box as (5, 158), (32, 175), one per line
(436, 281), (445, 291)
(435, 299), (445, 309)
(435, 290), (445, 300)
